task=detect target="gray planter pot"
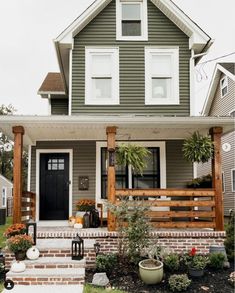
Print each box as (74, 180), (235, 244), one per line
(188, 267), (204, 277)
(139, 259), (163, 285)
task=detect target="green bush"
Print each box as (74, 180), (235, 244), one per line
(163, 253), (180, 272)
(96, 254), (118, 272)
(209, 252), (225, 270)
(224, 211), (234, 261)
(168, 274), (191, 292)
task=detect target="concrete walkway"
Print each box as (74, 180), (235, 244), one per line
(3, 285), (83, 293)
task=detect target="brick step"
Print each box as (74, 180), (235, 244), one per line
(23, 257), (86, 269)
(6, 268), (85, 285)
(3, 285), (83, 293)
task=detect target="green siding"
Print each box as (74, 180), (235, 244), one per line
(166, 140), (193, 188)
(72, 0), (190, 115)
(51, 98), (68, 115)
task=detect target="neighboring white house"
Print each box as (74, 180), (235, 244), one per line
(198, 63), (235, 216)
(0, 174), (13, 209)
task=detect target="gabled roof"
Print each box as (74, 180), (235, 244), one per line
(202, 63), (235, 116)
(38, 72), (66, 96)
(0, 174), (13, 186)
(54, 0), (212, 91)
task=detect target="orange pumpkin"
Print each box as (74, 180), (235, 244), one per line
(76, 217), (83, 224)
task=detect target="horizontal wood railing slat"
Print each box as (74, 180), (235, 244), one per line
(21, 191), (36, 222)
(115, 189), (215, 197)
(147, 211), (215, 218)
(115, 200), (215, 207)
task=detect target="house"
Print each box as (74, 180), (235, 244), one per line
(0, 174), (12, 210)
(198, 63), (235, 217)
(0, 0), (234, 231)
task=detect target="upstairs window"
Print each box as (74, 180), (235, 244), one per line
(145, 48), (179, 105)
(116, 0), (148, 41)
(220, 76), (228, 97)
(85, 48), (119, 105)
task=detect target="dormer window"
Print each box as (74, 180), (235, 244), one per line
(220, 76), (228, 97)
(116, 0), (148, 41)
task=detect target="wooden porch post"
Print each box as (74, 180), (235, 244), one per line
(106, 126), (117, 231)
(210, 127), (224, 231)
(12, 126), (24, 224)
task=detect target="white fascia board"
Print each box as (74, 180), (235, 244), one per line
(151, 0), (211, 50)
(55, 0), (112, 44)
(0, 174), (13, 186)
(202, 63), (235, 115)
(37, 91), (66, 96)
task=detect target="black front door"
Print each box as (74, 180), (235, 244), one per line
(40, 153), (69, 220)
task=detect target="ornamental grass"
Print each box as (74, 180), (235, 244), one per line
(4, 223), (26, 238)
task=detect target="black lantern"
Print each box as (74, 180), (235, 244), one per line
(94, 242), (101, 256)
(26, 219), (37, 245)
(72, 234), (84, 260)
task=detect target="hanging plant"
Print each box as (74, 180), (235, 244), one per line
(116, 144), (151, 175)
(182, 131), (214, 163)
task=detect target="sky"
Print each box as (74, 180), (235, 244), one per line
(0, 0), (234, 115)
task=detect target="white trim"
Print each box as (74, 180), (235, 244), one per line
(2, 186), (7, 208)
(145, 47), (179, 105)
(27, 145), (32, 191)
(0, 174), (13, 187)
(231, 168), (235, 192)
(47, 96), (51, 115)
(68, 49), (72, 116)
(96, 141), (166, 205)
(116, 0), (148, 41)
(36, 149), (73, 222)
(220, 76), (228, 98)
(190, 49), (195, 116)
(85, 47), (119, 105)
(222, 171), (225, 193)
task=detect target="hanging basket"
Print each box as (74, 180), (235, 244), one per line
(182, 132), (214, 163)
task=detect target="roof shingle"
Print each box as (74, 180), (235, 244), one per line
(38, 72), (65, 93)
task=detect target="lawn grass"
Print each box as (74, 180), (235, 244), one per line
(0, 217), (12, 249)
(84, 284), (127, 293)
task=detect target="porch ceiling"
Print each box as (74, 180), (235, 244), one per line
(0, 115), (234, 146)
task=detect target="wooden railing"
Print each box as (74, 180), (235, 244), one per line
(115, 188), (217, 229)
(21, 192), (36, 223)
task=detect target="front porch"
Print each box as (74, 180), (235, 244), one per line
(0, 115), (234, 231)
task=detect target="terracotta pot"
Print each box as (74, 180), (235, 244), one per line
(14, 251), (26, 261)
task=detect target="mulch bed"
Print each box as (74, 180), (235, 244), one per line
(86, 261), (234, 293)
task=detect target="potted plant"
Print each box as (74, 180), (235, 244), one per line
(182, 131), (214, 164)
(7, 234), (34, 261)
(139, 244), (164, 285)
(184, 247), (209, 277)
(4, 223), (27, 238)
(76, 199), (95, 219)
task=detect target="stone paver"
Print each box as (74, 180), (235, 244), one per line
(3, 285), (83, 293)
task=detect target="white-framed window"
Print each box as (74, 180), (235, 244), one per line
(220, 76), (228, 97)
(85, 47), (119, 105)
(2, 187), (7, 208)
(145, 47), (179, 105)
(222, 171), (225, 193)
(116, 0), (148, 41)
(231, 169), (235, 192)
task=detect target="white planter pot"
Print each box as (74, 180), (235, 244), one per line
(11, 261), (26, 273)
(26, 246), (40, 260)
(139, 259), (163, 285)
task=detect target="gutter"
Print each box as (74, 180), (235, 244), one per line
(54, 40), (68, 95)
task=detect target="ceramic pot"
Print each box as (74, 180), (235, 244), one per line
(26, 246), (40, 260)
(188, 267), (204, 277)
(14, 251), (26, 261)
(139, 259), (163, 284)
(11, 261), (26, 273)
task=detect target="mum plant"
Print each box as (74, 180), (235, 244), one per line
(184, 247), (209, 270)
(7, 234), (34, 253)
(4, 223), (27, 238)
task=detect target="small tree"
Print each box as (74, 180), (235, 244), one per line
(224, 210), (234, 261)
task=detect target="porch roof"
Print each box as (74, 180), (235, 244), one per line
(0, 115), (234, 146)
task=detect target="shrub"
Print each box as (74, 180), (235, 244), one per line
(163, 253), (180, 272)
(209, 252), (225, 270)
(7, 234), (33, 253)
(184, 248), (209, 270)
(96, 254), (118, 273)
(168, 274), (191, 292)
(224, 210), (234, 261)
